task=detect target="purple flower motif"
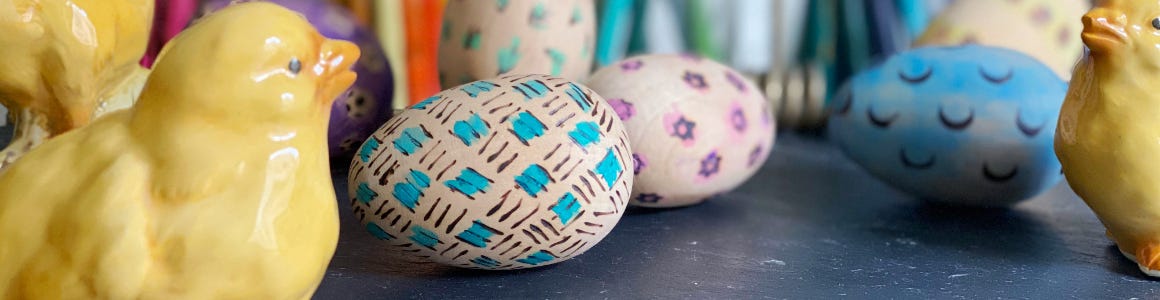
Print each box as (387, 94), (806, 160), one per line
(672, 117), (696, 141)
(730, 107), (747, 132)
(725, 71), (748, 93)
(698, 150), (722, 179)
(608, 98), (637, 120)
(636, 193), (663, 203)
(748, 145), (764, 167)
(664, 110), (698, 147)
(620, 60), (643, 72)
(683, 71), (708, 91)
(632, 153), (647, 175)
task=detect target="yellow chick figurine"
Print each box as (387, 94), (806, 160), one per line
(1057, 0), (1160, 277)
(0, 0), (154, 170)
(0, 2), (358, 299)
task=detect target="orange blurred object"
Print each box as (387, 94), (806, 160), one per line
(332, 0), (374, 25)
(403, 0), (445, 104)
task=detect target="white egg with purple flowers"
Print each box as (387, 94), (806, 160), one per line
(586, 54), (776, 208)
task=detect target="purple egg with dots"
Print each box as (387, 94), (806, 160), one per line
(202, 0), (395, 158)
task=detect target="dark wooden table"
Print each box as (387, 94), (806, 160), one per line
(3, 124), (1156, 299)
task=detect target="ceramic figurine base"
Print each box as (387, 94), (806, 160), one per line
(0, 2), (358, 297)
(829, 45), (1065, 207)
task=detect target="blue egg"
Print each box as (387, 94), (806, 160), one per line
(828, 45), (1066, 206)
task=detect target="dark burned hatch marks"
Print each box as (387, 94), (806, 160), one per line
(351, 75), (629, 269)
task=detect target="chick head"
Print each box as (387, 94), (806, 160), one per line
(1081, 0), (1160, 69)
(141, 1), (359, 127)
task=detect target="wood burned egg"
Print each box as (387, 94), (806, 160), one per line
(438, 0), (595, 89)
(349, 74), (632, 270)
(586, 54), (776, 208)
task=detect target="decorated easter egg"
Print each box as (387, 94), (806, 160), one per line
(828, 46), (1065, 207)
(349, 74), (632, 269)
(202, 0), (395, 157)
(915, 0), (1088, 79)
(586, 54), (775, 208)
(438, 0), (595, 88)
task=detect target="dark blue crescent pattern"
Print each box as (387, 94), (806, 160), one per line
(349, 74), (632, 270)
(828, 45), (1065, 206)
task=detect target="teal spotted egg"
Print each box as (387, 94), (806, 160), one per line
(349, 74), (632, 270)
(438, 0), (595, 88)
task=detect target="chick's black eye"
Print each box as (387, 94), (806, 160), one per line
(288, 58), (302, 74)
(1152, 18), (1160, 30)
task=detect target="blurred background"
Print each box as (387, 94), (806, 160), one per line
(0, 0), (1098, 133)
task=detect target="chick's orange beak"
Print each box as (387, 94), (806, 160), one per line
(318, 39), (360, 103)
(1081, 8), (1128, 52)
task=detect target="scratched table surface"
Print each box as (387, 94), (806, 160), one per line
(1, 124), (1156, 299)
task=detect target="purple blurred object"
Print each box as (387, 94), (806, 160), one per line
(202, 0), (394, 158)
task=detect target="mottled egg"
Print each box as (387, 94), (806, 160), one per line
(586, 54), (775, 208)
(828, 46), (1065, 207)
(438, 0), (595, 88)
(203, 0), (395, 157)
(915, 0), (1088, 79)
(349, 74), (632, 270)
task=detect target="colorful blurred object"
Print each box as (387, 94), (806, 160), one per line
(143, 0), (197, 67)
(403, 0), (444, 104)
(915, 0), (1089, 79)
(729, 0), (774, 75)
(333, 0), (373, 25)
(595, 0), (635, 66)
(375, 0), (410, 110)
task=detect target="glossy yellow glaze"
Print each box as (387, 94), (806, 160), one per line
(0, 2), (359, 299)
(1056, 0), (1160, 277)
(0, 0), (154, 170)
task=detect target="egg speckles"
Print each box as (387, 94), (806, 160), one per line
(828, 46), (1066, 207)
(439, 0), (595, 88)
(586, 54), (775, 208)
(349, 74), (631, 270)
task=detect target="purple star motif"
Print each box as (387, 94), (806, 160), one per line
(725, 71), (748, 93)
(731, 108), (747, 132)
(636, 193), (663, 203)
(672, 117), (696, 141)
(608, 98), (636, 120)
(698, 151), (722, 178)
(632, 153), (647, 175)
(620, 60), (643, 71)
(683, 71), (708, 91)
(748, 145), (764, 167)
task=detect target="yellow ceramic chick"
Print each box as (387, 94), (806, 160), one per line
(1056, 0), (1160, 277)
(0, 0), (154, 170)
(0, 2), (358, 299)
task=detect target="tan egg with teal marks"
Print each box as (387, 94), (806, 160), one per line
(349, 74), (632, 270)
(438, 0), (595, 88)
